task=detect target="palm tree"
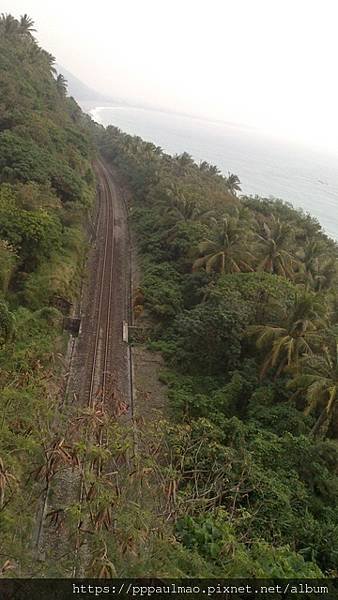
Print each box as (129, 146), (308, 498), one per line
(288, 343), (338, 438)
(248, 292), (326, 378)
(56, 73), (67, 97)
(175, 152), (194, 175)
(193, 215), (253, 274)
(225, 172), (241, 196)
(294, 240), (337, 291)
(296, 238), (338, 292)
(166, 197), (203, 222)
(0, 14), (19, 35)
(19, 14), (35, 35)
(255, 216), (295, 278)
(165, 186), (214, 224)
(314, 258), (338, 292)
(29, 48), (57, 73)
(199, 161), (220, 176)
(295, 240), (322, 286)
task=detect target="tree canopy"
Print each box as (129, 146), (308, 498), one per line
(1, 11), (338, 580)
(97, 121), (338, 577)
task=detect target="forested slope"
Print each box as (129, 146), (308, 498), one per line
(0, 14), (95, 572)
(1, 12), (338, 579)
(99, 126), (338, 577)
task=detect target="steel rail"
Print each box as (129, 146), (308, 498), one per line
(88, 163), (113, 406)
(72, 160), (116, 575)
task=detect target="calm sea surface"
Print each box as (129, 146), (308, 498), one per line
(91, 106), (338, 240)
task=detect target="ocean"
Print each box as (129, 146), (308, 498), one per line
(91, 106), (338, 241)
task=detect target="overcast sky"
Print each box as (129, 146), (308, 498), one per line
(4, 0), (338, 153)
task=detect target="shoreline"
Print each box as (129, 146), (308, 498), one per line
(90, 105), (338, 242)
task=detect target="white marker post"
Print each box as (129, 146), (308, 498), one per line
(122, 321), (129, 343)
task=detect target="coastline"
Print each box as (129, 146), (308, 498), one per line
(91, 105), (338, 241)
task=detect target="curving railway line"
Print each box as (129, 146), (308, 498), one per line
(74, 159), (132, 415)
(84, 160), (118, 407)
(35, 159), (132, 572)
(71, 159), (132, 573)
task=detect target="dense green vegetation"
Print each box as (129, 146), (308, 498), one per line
(98, 126), (338, 576)
(0, 14), (95, 573)
(1, 12), (338, 580)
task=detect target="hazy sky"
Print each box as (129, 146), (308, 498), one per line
(4, 0), (338, 153)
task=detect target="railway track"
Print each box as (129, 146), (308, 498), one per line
(85, 160), (116, 406)
(34, 159), (132, 575)
(72, 160), (122, 575)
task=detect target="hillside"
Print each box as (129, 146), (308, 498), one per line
(97, 126), (338, 577)
(1, 12), (338, 581)
(0, 14), (95, 573)
(55, 64), (125, 107)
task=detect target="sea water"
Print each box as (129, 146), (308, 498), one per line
(91, 106), (338, 241)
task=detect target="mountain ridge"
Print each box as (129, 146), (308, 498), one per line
(56, 63), (126, 108)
